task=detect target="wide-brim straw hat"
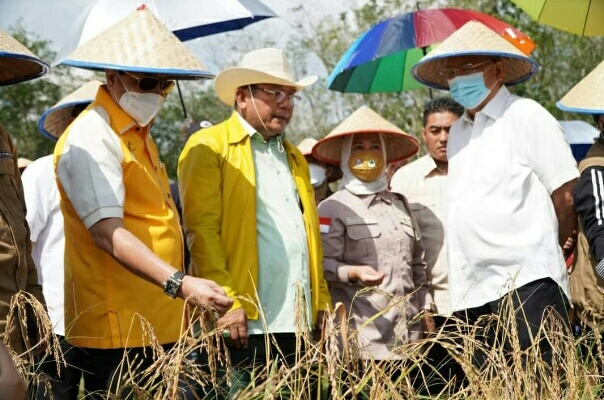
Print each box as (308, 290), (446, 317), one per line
(557, 59), (604, 114)
(215, 48), (318, 106)
(312, 106), (420, 165)
(61, 7), (213, 80)
(412, 21), (538, 90)
(37, 80), (103, 140)
(0, 28), (49, 85)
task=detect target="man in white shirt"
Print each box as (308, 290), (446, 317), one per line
(390, 97), (464, 392)
(412, 21), (578, 368)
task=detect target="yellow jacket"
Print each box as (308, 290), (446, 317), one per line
(178, 112), (331, 323)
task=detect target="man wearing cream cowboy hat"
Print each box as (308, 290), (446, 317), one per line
(412, 21), (579, 367)
(0, 27), (47, 358)
(178, 47), (332, 396)
(53, 8), (232, 397)
(558, 60), (604, 341)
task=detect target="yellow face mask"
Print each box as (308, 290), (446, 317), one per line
(347, 150), (385, 182)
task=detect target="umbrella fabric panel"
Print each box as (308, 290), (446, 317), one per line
(329, 47), (427, 93)
(375, 13), (417, 57)
(512, 0), (604, 36)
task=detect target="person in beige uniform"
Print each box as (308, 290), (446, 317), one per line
(314, 106), (433, 376)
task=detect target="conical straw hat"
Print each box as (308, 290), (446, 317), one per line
(313, 106), (419, 165)
(557, 59), (604, 114)
(412, 21), (538, 90)
(38, 80), (103, 140)
(297, 138), (318, 157)
(61, 7), (213, 80)
(0, 28), (48, 85)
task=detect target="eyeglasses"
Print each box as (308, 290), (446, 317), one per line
(123, 71), (175, 94)
(254, 86), (302, 106)
(439, 59), (495, 81)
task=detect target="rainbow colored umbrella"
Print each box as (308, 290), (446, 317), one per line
(328, 8), (535, 93)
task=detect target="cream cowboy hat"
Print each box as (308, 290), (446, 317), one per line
(312, 106), (420, 165)
(214, 47), (318, 106)
(412, 21), (538, 90)
(0, 28), (48, 85)
(38, 80), (103, 140)
(557, 59), (604, 114)
(61, 7), (212, 80)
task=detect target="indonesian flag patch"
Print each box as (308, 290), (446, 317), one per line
(319, 217), (331, 234)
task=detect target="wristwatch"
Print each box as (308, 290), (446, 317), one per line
(163, 270), (185, 298)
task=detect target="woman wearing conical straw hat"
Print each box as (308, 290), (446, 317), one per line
(313, 106), (433, 382)
(558, 59), (604, 344)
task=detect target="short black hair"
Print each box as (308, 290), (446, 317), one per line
(423, 97), (464, 126)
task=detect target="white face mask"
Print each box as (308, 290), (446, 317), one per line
(116, 74), (165, 127)
(308, 163), (327, 188)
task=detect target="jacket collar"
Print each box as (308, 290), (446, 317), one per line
(95, 85), (138, 135)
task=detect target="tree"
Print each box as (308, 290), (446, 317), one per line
(0, 24), (73, 161)
(284, 0), (604, 154)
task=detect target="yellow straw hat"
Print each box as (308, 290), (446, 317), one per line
(61, 7), (212, 80)
(38, 80), (103, 140)
(312, 106), (419, 165)
(0, 28), (48, 85)
(215, 48), (317, 106)
(412, 21), (538, 90)
(557, 59), (604, 114)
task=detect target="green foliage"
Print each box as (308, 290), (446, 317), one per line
(0, 24), (66, 160)
(285, 0), (604, 156)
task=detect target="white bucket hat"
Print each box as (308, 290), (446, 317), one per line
(214, 47), (318, 106)
(38, 80), (103, 140)
(557, 59), (604, 114)
(412, 21), (538, 90)
(0, 28), (48, 85)
(60, 7), (212, 80)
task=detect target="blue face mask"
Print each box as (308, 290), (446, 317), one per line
(448, 69), (494, 110)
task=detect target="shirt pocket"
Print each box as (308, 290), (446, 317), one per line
(345, 216), (381, 240)
(399, 214), (416, 238)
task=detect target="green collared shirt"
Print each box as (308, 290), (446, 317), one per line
(236, 114), (311, 334)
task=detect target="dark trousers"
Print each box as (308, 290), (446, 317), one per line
(454, 278), (570, 369)
(414, 315), (466, 395)
(36, 335), (84, 400)
(226, 333), (314, 399)
(37, 341), (191, 400)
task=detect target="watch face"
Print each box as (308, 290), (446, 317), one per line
(165, 279), (179, 297)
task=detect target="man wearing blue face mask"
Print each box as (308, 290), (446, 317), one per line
(412, 21), (579, 369)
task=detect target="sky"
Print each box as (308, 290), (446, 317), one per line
(0, 0), (359, 74)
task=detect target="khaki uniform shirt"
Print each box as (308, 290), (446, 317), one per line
(0, 124), (45, 354)
(391, 155), (449, 315)
(318, 188), (431, 360)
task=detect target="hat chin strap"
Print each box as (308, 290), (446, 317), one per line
(248, 85), (284, 153)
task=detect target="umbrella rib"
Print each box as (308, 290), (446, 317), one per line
(582, 0), (592, 36)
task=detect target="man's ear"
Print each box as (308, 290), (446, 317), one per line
(106, 70), (116, 89)
(494, 61), (505, 83)
(235, 88), (248, 111)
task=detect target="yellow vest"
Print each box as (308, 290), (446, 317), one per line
(179, 112), (332, 323)
(572, 138), (604, 331)
(54, 87), (184, 348)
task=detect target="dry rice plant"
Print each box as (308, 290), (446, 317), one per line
(5, 288), (604, 399)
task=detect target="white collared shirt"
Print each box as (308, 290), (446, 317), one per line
(22, 155), (66, 335)
(446, 86), (578, 312)
(391, 155), (449, 315)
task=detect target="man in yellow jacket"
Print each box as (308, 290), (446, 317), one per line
(179, 48), (332, 396)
